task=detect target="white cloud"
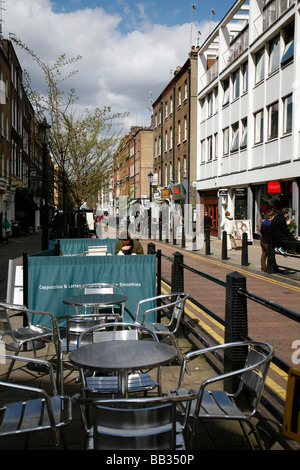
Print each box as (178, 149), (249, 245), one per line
(4, 0), (213, 131)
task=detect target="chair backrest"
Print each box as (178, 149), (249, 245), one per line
(94, 400), (176, 450)
(76, 283), (123, 296)
(240, 343), (273, 401)
(66, 314), (119, 350)
(0, 303), (29, 340)
(135, 292), (188, 328)
(78, 322), (158, 347)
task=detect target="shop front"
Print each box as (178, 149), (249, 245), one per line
(200, 190), (218, 237)
(254, 180), (295, 236)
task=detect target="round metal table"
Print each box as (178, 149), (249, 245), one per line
(63, 293), (127, 319)
(69, 340), (177, 397)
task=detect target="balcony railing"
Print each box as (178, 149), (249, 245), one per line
(253, 0), (296, 38)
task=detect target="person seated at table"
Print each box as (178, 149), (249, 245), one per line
(114, 231), (144, 255)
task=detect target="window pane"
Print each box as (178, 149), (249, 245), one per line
(231, 123), (239, 151)
(223, 79), (230, 106)
(240, 119), (247, 147)
(268, 102), (279, 139)
(256, 49), (265, 83)
(283, 95), (292, 133)
(233, 70), (240, 99)
(223, 128), (229, 154)
(269, 36), (280, 74)
(255, 111), (264, 144)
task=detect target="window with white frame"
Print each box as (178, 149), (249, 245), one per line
(169, 162), (172, 182)
(223, 127), (229, 155)
(255, 48), (265, 83)
(214, 133), (218, 159)
(177, 158), (180, 182)
(154, 139), (157, 158)
(269, 35), (280, 74)
(242, 62), (248, 93)
(222, 78), (230, 106)
(208, 91), (213, 116)
(183, 156), (187, 176)
(268, 101), (279, 139)
(283, 94), (292, 134)
(184, 80), (188, 100)
(169, 127), (173, 149)
(214, 87), (218, 112)
(178, 120), (181, 144)
(240, 118), (248, 148)
(207, 135), (213, 161)
(165, 131), (168, 152)
(158, 135), (161, 155)
(233, 69), (240, 100)
(254, 110), (264, 144)
(170, 95), (173, 114)
(184, 116), (187, 141)
(165, 101), (168, 118)
(178, 87), (181, 107)
(281, 22), (294, 66)
(231, 123), (239, 152)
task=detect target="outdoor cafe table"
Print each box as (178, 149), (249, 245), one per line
(63, 292), (127, 319)
(68, 340), (177, 397)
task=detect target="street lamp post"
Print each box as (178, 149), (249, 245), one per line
(148, 171), (153, 239)
(39, 118), (51, 251)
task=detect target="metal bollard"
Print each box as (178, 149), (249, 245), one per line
(241, 232), (248, 266)
(224, 271), (248, 393)
(222, 231), (228, 260)
(171, 251), (184, 293)
(205, 229), (211, 255)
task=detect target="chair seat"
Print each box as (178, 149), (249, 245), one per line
(177, 388), (249, 420)
(86, 373), (157, 393)
(87, 417), (185, 450)
(143, 322), (169, 334)
(12, 325), (53, 341)
(0, 395), (71, 437)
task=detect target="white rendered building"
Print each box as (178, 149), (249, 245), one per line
(195, 0), (300, 239)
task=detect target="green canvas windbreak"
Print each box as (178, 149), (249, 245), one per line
(27, 254), (157, 327)
(48, 238), (118, 255)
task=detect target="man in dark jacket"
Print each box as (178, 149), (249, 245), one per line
(270, 208), (296, 255)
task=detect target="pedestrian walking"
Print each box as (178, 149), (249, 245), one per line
(260, 210), (275, 272)
(221, 211), (235, 250)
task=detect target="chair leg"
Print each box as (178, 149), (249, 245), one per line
(239, 420), (264, 450)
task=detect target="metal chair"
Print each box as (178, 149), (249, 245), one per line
(0, 354), (72, 449)
(169, 341), (274, 450)
(73, 392), (196, 450)
(75, 283), (126, 319)
(0, 302), (59, 381)
(56, 313), (119, 394)
(134, 292), (189, 366)
(77, 322), (163, 397)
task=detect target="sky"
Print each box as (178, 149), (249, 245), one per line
(2, 0), (236, 132)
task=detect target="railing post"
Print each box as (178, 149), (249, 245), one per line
(222, 231), (228, 259)
(224, 271), (248, 393)
(241, 232), (248, 266)
(171, 251), (184, 293)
